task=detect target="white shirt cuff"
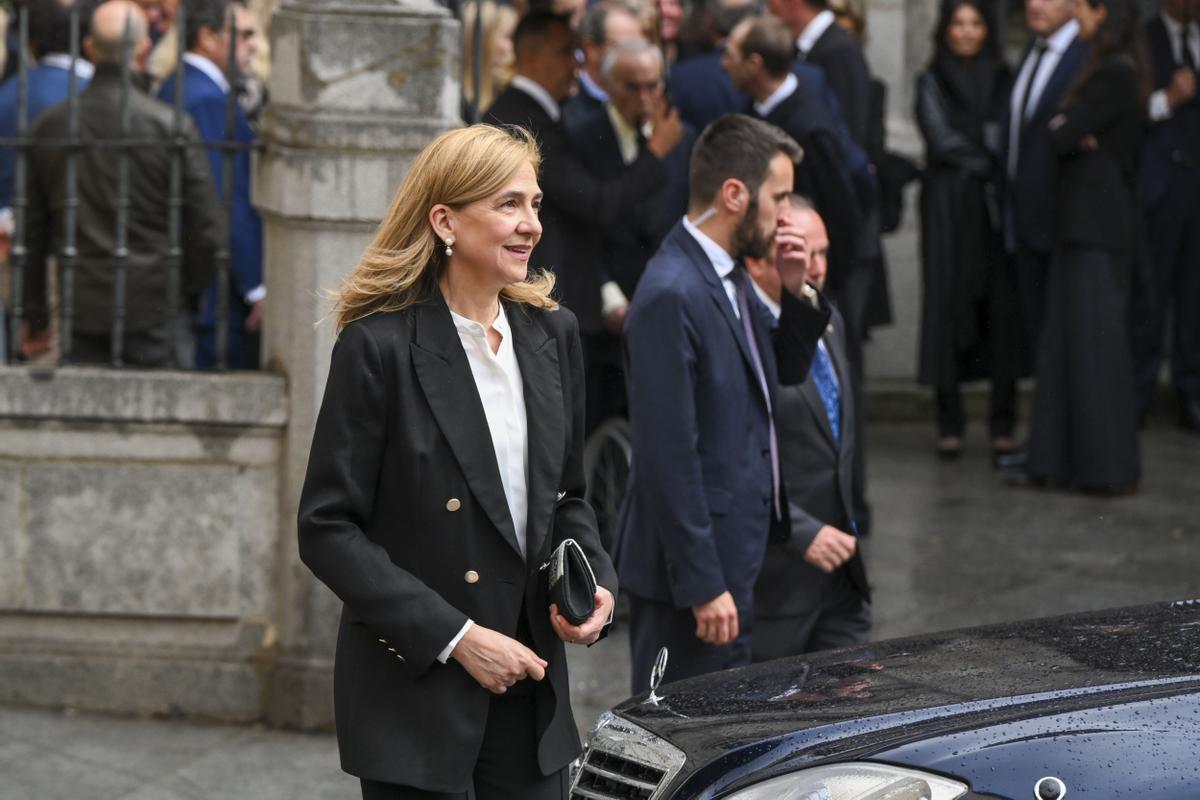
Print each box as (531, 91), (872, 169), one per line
(600, 281), (629, 317)
(437, 620), (473, 663)
(1148, 89), (1172, 122)
(244, 285), (267, 305)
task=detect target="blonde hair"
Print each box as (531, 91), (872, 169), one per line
(463, 1), (519, 113)
(330, 125), (556, 331)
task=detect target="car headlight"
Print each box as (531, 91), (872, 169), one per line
(723, 762), (969, 800)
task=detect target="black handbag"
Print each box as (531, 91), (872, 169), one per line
(541, 538), (597, 626)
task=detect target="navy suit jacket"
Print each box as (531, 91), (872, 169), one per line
(1139, 16), (1200, 211)
(158, 61), (263, 319)
(1001, 36), (1089, 254)
(668, 50), (748, 133)
(566, 107), (694, 298)
(0, 62), (91, 210)
(614, 222), (829, 611)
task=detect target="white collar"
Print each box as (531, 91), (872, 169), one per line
(681, 214), (735, 280)
(183, 51), (231, 94)
(39, 53), (95, 79)
(579, 69), (609, 103)
(1043, 19), (1079, 53)
(754, 72), (798, 117)
(796, 10), (837, 56)
(449, 301), (509, 340)
(1161, 11), (1199, 37)
(510, 75), (562, 122)
(750, 280), (781, 320)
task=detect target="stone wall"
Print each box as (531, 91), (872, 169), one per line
(0, 367), (287, 721)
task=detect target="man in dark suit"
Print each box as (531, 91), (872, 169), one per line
(158, 0), (264, 369)
(562, 1), (643, 129)
(615, 114), (831, 691)
(1000, 0), (1087, 347)
(22, 0), (223, 366)
(1133, 0), (1200, 431)
(666, 0), (760, 132)
(769, 0), (870, 149)
(747, 196), (870, 660)
(484, 11), (682, 340)
(567, 39), (696, 430)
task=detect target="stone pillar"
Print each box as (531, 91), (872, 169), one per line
(256, 0), (461, 729)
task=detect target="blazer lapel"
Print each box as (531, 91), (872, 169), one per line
(410, 296), (523, 559)
(507, 303), (564, 563)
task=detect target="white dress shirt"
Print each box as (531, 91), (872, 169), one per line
(605, 102), (652, 166)
(510, 75), (562, 122)
(40, 53), (96, 80)
(754, 72), (798, 118)
(682, 214), (740, 318)
(796, 9), (837, 58)
(579, 69), (609, 103)
(437, 303), (531, 663)
(1148, 12), (1200, 122)
(1008, 19), (1079, 177)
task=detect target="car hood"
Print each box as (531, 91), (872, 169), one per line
(610, 601), (1200, 794)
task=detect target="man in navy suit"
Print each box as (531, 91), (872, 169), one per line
(1000, 0), (1087, 347)
(1133, 0), (1200, 431)
(666, 0), (759, 132)
(158, 0), (263, 369)
(615, 114), (830, 691)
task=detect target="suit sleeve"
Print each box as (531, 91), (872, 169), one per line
(180, 115), (223, 304)
(1049, 61), (1139, 155)
(625, 287), (727, 608)
(801, 130), (862, 290)
(784, 501), (826, 556)
(820, 46), (872, 148)
(297, 323), (470, 676)
(774, 288), (832, 386)
(553, 310), (618, 598)
(915, 73), (993, 176)
(540, 125), (666, 228)
(22, 121), (52, 335)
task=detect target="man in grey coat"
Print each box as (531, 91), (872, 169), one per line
(746, 195), (870, 661)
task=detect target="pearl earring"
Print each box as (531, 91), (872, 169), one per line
(444, 237), (455, 257)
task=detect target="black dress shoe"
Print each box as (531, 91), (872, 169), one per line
(936, 437), (963, 461)
(993, 449), (1028, 471)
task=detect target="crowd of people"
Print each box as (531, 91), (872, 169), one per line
(0, 0), (265, 368)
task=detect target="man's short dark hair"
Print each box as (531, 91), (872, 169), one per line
(182, 0), (246, 51)
(28, 0), (96, 59)
(708, 0), (763, 37)
(689, 114), (801, 206)
(739, 15), (795, 78)
(513, 10), (574, 60)
(579, 1), (638, 45)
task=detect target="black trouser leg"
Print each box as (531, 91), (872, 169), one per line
(936, 387), (964, 439)
(989, 379), (1017, 439)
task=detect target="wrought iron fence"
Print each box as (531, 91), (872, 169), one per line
(0, 2), (254, 369)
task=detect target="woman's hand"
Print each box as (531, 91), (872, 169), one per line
(451, 624), (548, 694)
(550, 586), (615, 646)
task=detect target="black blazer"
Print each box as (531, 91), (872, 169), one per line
(297, 294), (617, 791)
(1001, 36), (1089, 254)
(566, 106), (695, 298)
(758, 86), (861, 296)
(1050, 54), (1143, 253)
(804, 23), (873, 149)
(1139, 16), (1200, 210)
(755, 305), (869, 620)
(484, 85), (666, 333)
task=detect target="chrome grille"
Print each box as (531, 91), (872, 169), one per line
(570, 713), (687, 800)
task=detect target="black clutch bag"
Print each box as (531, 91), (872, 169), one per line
(541, 538), (597, 626)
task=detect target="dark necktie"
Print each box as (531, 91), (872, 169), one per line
(810, 343), (841, 444)
(732, 269), (781, 521)
(1017, 39), (1049, 127)
(1182, 27), (1196, 71)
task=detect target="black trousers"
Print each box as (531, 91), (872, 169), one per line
(359, 692), (568, 800)
(751, 569), (871, 663)
(627, 593), (753, 695)
(1013, 245), (1051, 348)
(936, 380), (1017, 439)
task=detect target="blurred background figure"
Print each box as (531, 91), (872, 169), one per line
(1132, 0), (1200, 433)
(915, 0), (1024, 461)
(462, 0), (518, 121)
(1022, 0), (1145, 495)
(564, 0), (642, 127)
(654, 0), (683, 61)
(667, 0), (761, 133)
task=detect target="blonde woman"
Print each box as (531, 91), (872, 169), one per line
(297, 125), (617, 800)
(462, 1), (518, 119)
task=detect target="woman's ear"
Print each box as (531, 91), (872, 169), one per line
(429, 204), (454, 241)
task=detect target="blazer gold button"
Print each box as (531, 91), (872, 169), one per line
(464, 570), (480, 584)
(446, 498), (461, 512)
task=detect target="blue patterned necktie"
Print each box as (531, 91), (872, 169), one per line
(811, 343), (841, 444)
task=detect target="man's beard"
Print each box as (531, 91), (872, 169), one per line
(731, 195), (773, 261)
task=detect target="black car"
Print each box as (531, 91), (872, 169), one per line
(570, 600), (1200, 799)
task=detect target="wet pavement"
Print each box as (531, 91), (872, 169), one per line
(3, 419), (1197, 799)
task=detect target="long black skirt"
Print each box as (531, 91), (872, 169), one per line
(1027, 244), (1141, 489)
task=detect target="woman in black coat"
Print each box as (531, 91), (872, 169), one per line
(297, 125), (617, 799)
(915, 0), (1024, 459)
(1025, 0), (1145, 493)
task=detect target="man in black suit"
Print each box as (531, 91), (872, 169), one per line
(1134, 0), (1200, 431)
(769, 0), (871, 150)
(747, 196), (869, 660)
(567, 40), (696, 429)
(484, 12), (683, 340)
(1000, 0), (1086, 347)
(562, 1), (643, 129)
(667, 0), (761, 132)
